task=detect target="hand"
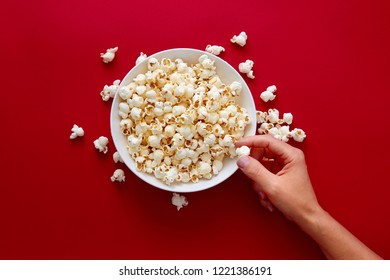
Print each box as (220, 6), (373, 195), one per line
(235, 135), (321, 225)
(236, 135), (382, 259)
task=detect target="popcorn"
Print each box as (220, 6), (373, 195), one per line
(93, 136), (109, 153)
(236, 146), (250, 157)
(117, 55), (251, 185)
(256, 108), (305, 143)
(205, 45), (225, 55)
(100, 79), (120, 101)
(267, 85), (277, 93)
(111, 169), (125, 182)
(171, 193), (188, 211)
(113, 151), (124, 163)
(231, 31), (247, 47)
(118, 102), (130, 119)
(100, 46), (118, 63)
(70, 124), (84, 140)
(135, 52), (147, 65)
(267, 109), (280, 124)
(283, 113), (293, 125)
(238, 60), (255, 79)
(147, 58), (159, 71)
(260, 90), (274, 102)
(268, 126), (290, 142)
(256, 111), (267, 124)
(291, 128), (306, 142)
(260, 85), (277, 102)
(199, 54), (214, 69)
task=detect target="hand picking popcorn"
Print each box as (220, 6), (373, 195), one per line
(230, 31), (247, 47)
(171, 193), (188, 211)
(234, 135), (382, 260)
(116, 54), (252, 185)
(70, 124), (84, 140)
(100, 46), (118, 63)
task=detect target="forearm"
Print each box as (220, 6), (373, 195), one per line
(297, 207), (382, 260)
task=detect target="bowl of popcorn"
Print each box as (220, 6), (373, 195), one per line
(110, 48), (256, 192)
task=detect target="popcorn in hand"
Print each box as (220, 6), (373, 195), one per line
(238, 60), (255, 79)
(100, 46), (118, 63)
(111, 169), (125, 182)
(205, 45), (225, 56)
(135, 52), (147, 65)
(70, 124), (84, 140)
(236, 146), (251, 157)
(172, 193), (188, 211)
(100, 79), (121, 101)
(94, 136), (109, 153)
(231, 31), (247, 47)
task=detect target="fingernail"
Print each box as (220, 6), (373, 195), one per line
(237, 156), (250, 169)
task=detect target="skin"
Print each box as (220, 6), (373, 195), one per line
(235, 135), (382, 260)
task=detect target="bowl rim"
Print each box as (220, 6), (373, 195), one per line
(110, 48), (256, 193)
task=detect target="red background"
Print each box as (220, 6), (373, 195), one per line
(1, 0), (389, 259)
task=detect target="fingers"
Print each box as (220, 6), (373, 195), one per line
(236, 155), (275, 192)
(235, 135), (296, 165)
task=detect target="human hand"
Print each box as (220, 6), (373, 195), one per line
(235, 135), (322, 226)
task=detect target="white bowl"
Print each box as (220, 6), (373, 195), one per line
(110, 48), (256, 193)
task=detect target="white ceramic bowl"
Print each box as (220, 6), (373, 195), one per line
(110, 48), (256, 193)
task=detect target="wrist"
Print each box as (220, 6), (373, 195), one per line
(294, 204), (328, 234)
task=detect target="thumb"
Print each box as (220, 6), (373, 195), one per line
(237, 155), (274, 192)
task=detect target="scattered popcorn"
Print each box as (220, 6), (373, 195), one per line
(117, 55), (251, 185)
(111, 169), (125, 182)
(256, 111), (267, 124)
(267, 85), (277, 93)
(267, 108), (280, 123)
(100, 79), (121, 101)
(260, 90), (275, 102)
(268, 125), (290, 142)
(135, 52), (147, 65)
(94, 136), (109, 153)
(256, 109), (305, 142)
(113, 151), (124, 163)
(205, 45), (225, 55)
(100, 46), (118, 63)
(171, 193), (188, 211)
(238, 60), (255, 79)
(260, 85), (277, 102)
(283, 113), (293, 125)
(70, 124), (84, 140)
(236, 146), (251, 157)
(231, 31), (247, 47)
(290, 128), (306, 142)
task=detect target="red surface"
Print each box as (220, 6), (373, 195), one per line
(1, 0), (389, 260)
